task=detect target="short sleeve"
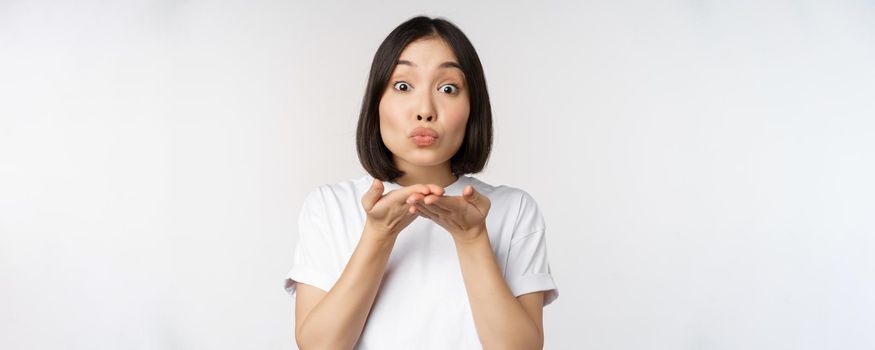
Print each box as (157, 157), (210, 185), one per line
(504, 192), (559, 306)
(283, 188), (338, 297)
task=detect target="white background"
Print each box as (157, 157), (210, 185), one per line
(2, 0), (874, 349)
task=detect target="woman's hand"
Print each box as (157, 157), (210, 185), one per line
(361, 179), (445, 240)
(408, 185), (491, 243)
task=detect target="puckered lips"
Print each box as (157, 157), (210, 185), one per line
(409, 126), (438, 146)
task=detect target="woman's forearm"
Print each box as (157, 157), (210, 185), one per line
(296, 228), (396, 350)
(454, 232), (543, 350)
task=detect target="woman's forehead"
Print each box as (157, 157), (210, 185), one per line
(396, 37), (460, 69)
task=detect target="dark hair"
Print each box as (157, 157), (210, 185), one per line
(356, 16), (493, 182)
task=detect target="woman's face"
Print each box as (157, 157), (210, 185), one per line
(378, 36), (470, 171)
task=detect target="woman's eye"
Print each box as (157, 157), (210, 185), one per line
(393, 81), (411, 92)
(439, 84), (459, 94)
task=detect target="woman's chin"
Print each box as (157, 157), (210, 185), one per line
(398, 154), (451, 168)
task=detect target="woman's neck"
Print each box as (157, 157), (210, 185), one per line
(392, 159), (457, 188)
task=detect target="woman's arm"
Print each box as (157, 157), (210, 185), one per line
(454, 231), (545, 350)
(294, 227), (397, 350)
(295, 180), (443, 349)
(411, 186), (546, 349)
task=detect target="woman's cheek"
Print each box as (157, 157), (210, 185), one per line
(378, 102), (404, 146)
(449, 107), (470, 146)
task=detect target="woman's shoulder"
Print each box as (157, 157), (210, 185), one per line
(300, 174), (373, 209)
(468, 176), (540, 206)
(468, 176), (546, 233)
(310, 174), (372, 195)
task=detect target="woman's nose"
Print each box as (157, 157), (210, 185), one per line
(415, 92), (437, 122)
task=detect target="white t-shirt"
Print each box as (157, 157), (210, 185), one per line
(284, 174), (559, 349)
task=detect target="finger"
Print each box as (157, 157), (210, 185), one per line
(408, 184), (433, 195)
(387, 184), (427, 204)
(406, 193), (425, 204)
(414, 203), (440, 217)
(421, 200), (451, 216)
(361, 179), (384, 211)
(415, 204), (438, 220)
(463, 185), (491, 213)
(427, 184), (445, 196)
(423, 194), (453, 210)
(463, 185), (484, 205)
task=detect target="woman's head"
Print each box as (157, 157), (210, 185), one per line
(356, 16), (493, 182)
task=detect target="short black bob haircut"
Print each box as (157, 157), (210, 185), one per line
(356, 16), (493, 182)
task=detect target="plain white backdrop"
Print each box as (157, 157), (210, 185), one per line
(1, 0), (874, 349)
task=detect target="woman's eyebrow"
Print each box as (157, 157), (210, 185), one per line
(396, 60), (462, 71)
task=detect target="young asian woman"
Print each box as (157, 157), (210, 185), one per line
(284, 15), (559, 350)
